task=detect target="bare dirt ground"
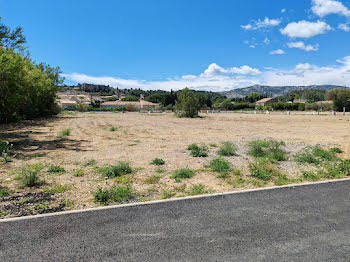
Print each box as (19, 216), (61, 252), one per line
(1, 112), (349, 218)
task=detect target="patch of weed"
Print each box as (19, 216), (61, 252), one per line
(187, 143), (208, 157)
(84, 159), (96, 166)
(171, 168), (195, 182)
(93, 186), (134, 205)
(145, 175), (161, 185)
(99, 162), (132, 178)
(109, 126), (117, 132)
(0, 186), (11, 197)
(295, 146), (337, 165)
(249, 160), (280, 181)
(155, 168), (166, 174)
(58, 128), (71, 138)
(16, 163), (44, 187)
(150, 158), (165, 165)
(44, 184), (72, 194)
(48, 165), (65, 174)
(73, 169), (85, 177)
(217, 142), (237, 156)
(161, 189), (176, 199)
(248, 139), (287, 162)
(187, 184), (211, 196)
(208, 157), (231, 174)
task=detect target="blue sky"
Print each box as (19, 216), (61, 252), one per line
(1, 0), (350, 91)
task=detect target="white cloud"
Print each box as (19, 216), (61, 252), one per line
(287, 41), (319, 51)
(63, 57), (350, 92)
(241, 17), (281, 30)
(281, 8), (286, 13)
(263, 37), (270, 44)
(280, 20), (331, 38)
(200, 63), (261, 77)
(311, 0), (350, 17)
(338, 23), (350, 31)
(269, 49), (286, 55)
(249, 45), (256, 48)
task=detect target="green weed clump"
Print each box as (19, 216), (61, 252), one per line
(48, 165), (65, 174)
(187, 143), (208, 157)
(94, 186), (134, 205)
(295, 145), (337, 165)
(171, 168), (195, 182)
(16, 163), (43, 187)
(58, 128), (71, 138)
(249, 160), (281, 181)
(84, 159), (96, 166)
(248, 139), (287, 162)
(99, 162), (132, 178)
(109, 126), (117, 132)
(187, 184), (211, 196)
(217, 142), (237, 156)
(145, 175), (161, 185)
(208, 157), (231, 174)
(161, 189), (176, 199)
(44, 184), (72, 194)
(73, 169), (85, 177)
(329, 147), (343, 154)
(150, 158), (165, 165)
(0, 186), (11, 197)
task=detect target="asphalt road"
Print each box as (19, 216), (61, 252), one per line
(1, 180), (350, 262)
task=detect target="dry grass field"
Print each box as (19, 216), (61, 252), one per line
(1, 112), (350, 218)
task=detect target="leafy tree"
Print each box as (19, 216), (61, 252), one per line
(121, 95), (139, 101)
(175, 88), (200, 118)
(0, 17), (26, 51)
(326, 88), (350, 111)
(248, 92), (261, 103)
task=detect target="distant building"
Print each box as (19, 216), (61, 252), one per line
(255, 97), (278, 106)
(100, 100), (159, 110)
(59, 99), (77, 110)
(316, 100), (333, 105)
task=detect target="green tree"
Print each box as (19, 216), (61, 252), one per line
(326, 88), (350, 111)
(0, 17), (26, 51)
(248, 92), (261, 103)
(175, 88), (200, 118)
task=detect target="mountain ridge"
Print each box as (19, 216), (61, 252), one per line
(221, 85), (348, 98)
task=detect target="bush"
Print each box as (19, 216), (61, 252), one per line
(122, 95), (139, 101)
(295, 146), (337, 165)
(208, 157), (231, 174)
(249, 160), (280, 181)
(99, 162), (132, 178)
(171, 168), (195, 182)
(150, 158), (165, 165)
(187, 143), (208, 157)
(93, 186), (134, 205)
(217, 142), (237, 156)
(248, 139), (287, 162)
(16, 164), (43, 187)
(326, 88), (350, 111)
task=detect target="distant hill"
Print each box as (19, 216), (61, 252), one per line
(221, 85), (348, 98)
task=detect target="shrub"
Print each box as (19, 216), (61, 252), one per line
(48, 165), (65, 174)
(145, 175), (161, 184)
(249, 160), (280, 181)
(93, 186), (134, 205)
(73, 169), (84, 177)
(171, 168), (195, 182)
(208, 157), (231, 174)
(217, 142), (237, 156)
(99, 162), (132, 178)
(295, 146), (337, 165)
(44, 184), (71, 194)
(248, 139), (287, 162)
(16, 163), (43, 187)
(58, 128), (71, 138)
(150, 158), (165, 165)
(187, 143), (208, 157)
(0, 186), (11, 197)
